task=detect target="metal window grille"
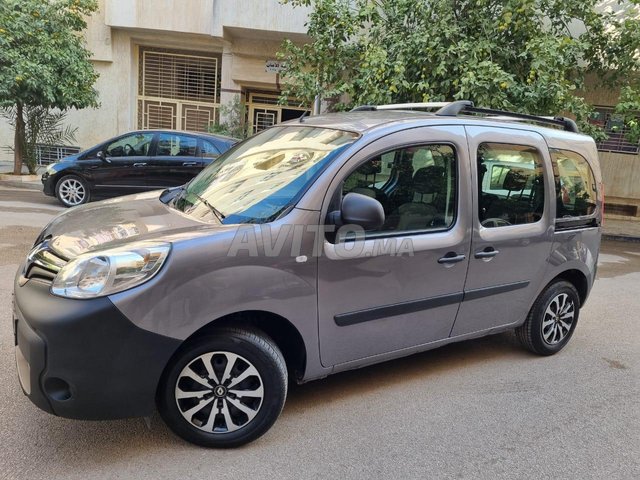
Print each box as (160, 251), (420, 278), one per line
(246, 92), (310, 134)
(254, 111), (277, 133)
(181, 103), (218, 132)
(139, 99), (178, 130)
(138, 49), (220, 132)
(249, 95), (281, 105)
(590, 106), (639, 155)
(249, 93), (306, 108)
(36, 144), (80, 166)
(141, 51), (218, 103)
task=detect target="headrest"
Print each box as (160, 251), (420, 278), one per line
(413, 166), (445, 194)
(358, 158), (382, 175)
(503, 168), (529, 191)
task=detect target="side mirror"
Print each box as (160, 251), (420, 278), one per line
(97, 151), (111, 163)
(332, 192), (385, 231)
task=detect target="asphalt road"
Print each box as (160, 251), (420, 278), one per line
(0, 187), (638, 480)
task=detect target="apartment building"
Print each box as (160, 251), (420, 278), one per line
(0, 0), (312, 163)
(1, 0), (637, 214)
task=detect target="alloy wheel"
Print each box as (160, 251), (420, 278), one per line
(175, 351), (264, 434)
(58, 178), (86, 206)
(541, 293), (575, 345)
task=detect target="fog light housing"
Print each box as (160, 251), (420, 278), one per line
(43, 377), (72, 401)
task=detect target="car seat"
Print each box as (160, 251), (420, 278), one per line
(394, 166), (443, 231)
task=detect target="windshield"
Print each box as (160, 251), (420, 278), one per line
(171, 126), (359, 223)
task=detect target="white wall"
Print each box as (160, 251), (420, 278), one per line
(106, 0), (215, 35)
(213, 0), (309, 36)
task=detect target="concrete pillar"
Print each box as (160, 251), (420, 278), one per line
(219, 41), (242, 124)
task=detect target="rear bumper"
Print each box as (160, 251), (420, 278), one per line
(13, 274), (181, 420)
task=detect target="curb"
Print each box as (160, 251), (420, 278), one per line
(0, 180), (42, 191)
(602, 234), (640, 243)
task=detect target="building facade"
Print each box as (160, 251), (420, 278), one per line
(0, 0), (312, 164)
(0, 0), (638, 215)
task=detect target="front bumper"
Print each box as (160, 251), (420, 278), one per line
(13, 275), (181, 420)
(41, 173), (55, 196)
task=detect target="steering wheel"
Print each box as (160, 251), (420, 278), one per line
(481, 217), (512, 228)
(123, 144), (135, 156)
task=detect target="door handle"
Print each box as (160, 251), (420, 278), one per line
(182, 161), (198, 166)
(474, 247), (500, 259)
(133, 162), (147, 167)
(438, 252), (466, 264)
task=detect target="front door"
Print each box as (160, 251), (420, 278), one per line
(450, 126), (554, 336)
(317, 126), (472, 367)
(92, 132), (154, 192)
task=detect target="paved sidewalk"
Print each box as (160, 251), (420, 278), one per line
(602, 217), (640, 242)
(0, 160), (44, 190)
(0, 175), (42, 191)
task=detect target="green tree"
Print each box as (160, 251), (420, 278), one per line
(0, 0), (99, 174)
(2, 107), (78, 173)
(279, 0), (640, 137)
(209, 95), (250, 140)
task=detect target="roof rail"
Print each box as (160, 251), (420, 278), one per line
(377, 102), (450, 110)
(435, 100), (474, 116)
(351, 102), (449, 112)
(350, 100), (580, 133)
(462, 106), (580, 133)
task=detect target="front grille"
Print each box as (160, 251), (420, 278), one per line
(25, 264), (58, 282)
(24, 242), (67, 283)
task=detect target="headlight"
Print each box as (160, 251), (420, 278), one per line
(51, 242), (171, 299)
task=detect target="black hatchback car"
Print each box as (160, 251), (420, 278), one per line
(42, 130), (237, 207)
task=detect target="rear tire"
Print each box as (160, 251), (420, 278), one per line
(158, 328), (287, 448)
(55, 174), (90, 208)
(516, 280), (580, 355)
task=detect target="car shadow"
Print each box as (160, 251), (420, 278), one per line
(284, 331), (527, 412)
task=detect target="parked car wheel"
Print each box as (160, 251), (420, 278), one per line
(158, 328), (288, 448)
(55, 175), (90, 207)
(516, 280), (580, 355)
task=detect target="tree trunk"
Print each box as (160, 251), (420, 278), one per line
(13, 102), (25, 175)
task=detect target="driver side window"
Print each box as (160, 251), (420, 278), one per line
(105, 133), (154, 157)
(342, 144), (458, 234)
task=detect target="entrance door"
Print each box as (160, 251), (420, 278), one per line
(317, 126), (472, 367)
(247, 93), (309, 134)
(450, 126), (554, 336)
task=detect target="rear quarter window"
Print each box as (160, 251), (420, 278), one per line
(550, 149), (597, 218)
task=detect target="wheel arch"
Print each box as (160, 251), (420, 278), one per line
(545, 269), (589, 306)
(173, 310), (307, 383)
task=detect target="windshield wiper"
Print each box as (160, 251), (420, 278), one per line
(193, 193), (226, 222)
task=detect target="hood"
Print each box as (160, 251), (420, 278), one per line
(40, 191), (238, 259)
(43, 154), (81, 176)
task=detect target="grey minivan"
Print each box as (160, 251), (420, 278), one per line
(13, 101), (602, 448)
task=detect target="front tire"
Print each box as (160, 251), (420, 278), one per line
(516, 280), (580, 355)
(55, 174), (90, 207)
(158, 328), (288, 448)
